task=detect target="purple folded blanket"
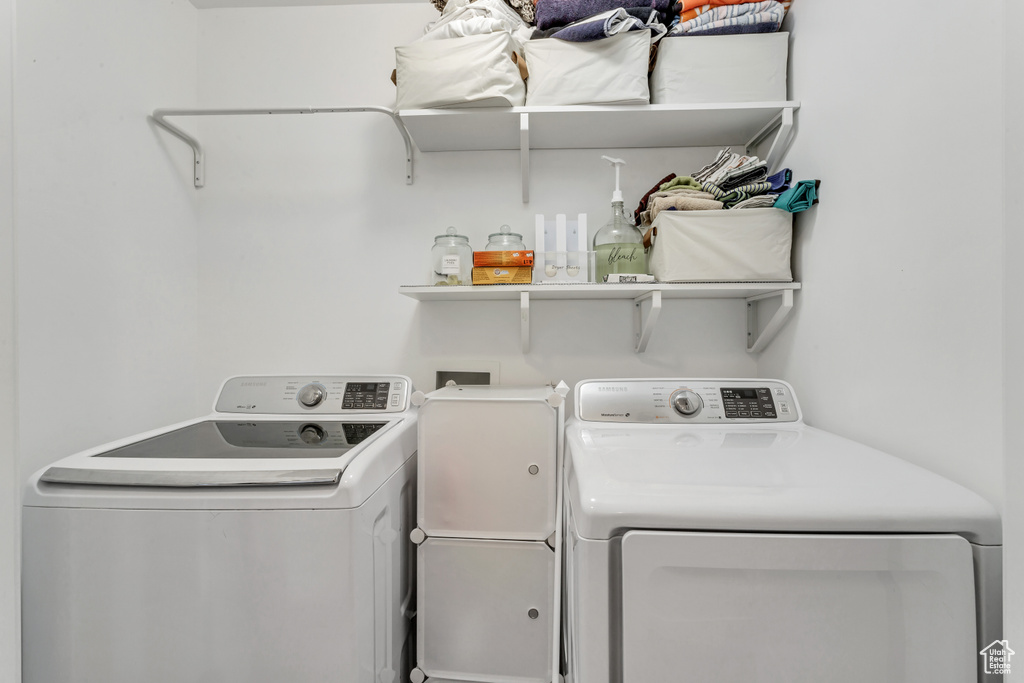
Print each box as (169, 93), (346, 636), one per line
(536, 0), (671, 30)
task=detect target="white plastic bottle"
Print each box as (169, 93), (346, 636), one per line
(593, 156), (645, 283)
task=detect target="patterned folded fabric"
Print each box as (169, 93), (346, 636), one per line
(693, 149), (739, 184)
(703, 180), (772, 208)
(678, 0), (790, 23)
(670, 0), (784, 36)
(716, 159), (768, 190)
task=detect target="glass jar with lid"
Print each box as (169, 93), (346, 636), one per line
(431, 227), (473, 286)
(484, 225), (526, 252)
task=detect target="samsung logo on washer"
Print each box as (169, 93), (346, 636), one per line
(597, 387), (628, 392)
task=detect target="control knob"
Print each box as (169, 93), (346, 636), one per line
(299, 424), (326, 445)
(671, 389), (703, 417)
(297, 383), (326, 408)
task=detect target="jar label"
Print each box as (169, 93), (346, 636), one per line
(441, 255), (460, 274)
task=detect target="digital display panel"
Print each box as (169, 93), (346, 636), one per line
(720, 387), (777, 419)
(343, 382), (391, 410)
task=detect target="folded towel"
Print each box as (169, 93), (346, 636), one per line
(732, 194), (780, 209)
(678, 0), (790, 23)
(635, 172), (677, 224)
(658, 175), (702, 192)
(766, 167), (792, 193)
(717, 159), (768, 190)
(649, 188), (717, 201)
(536, 0), (672, 31)
(773, 179), (820, 212)
(692, 149), (735, 184)
(703, 180), (772, 208)
(649, 194), (723, 221)
(701, 153), (760, 186)
(670, 0), (784, 36)
(685, 19), (781, 35)
(551, 8), (666, 41)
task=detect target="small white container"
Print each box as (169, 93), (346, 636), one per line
(650, 32), (788, 104)
(649, 208), (792, 282)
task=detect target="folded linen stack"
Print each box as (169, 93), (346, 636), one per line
(668, 0), (792, 36)
(533, 0), (671, 42)
(634, 147), (819, 225)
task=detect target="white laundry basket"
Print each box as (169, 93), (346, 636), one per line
(649, 208), (792, 282)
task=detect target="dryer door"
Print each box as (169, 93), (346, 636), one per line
(621, 531), (977, 683)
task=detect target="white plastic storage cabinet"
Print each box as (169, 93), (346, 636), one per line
(411, 384), (567, 683)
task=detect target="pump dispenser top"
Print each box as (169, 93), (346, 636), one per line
(603, 155), (626, 203)
(593, 155), (646, 282)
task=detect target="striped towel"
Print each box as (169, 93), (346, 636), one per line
(703, 180), (772, 208)
(670, 0), (785, 36)
(732, 194), (779, 209)
(692, 149), (735, 184)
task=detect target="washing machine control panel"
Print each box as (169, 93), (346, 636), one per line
(576, 379), (801, 424)
(216, 375), (413, 414)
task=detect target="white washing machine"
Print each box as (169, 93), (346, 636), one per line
(564, 378), (1002, 683)
(22, 375), (417, 683)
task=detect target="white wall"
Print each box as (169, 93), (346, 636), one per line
(1004, 0), (1023, 672)
(194, 6), (758, 404)
(758, 5), (1005, 507)
(1, 0), (17, 676)
(14, 0), (202, 478)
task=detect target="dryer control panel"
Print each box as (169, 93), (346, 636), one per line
(215, 375), (413, 414)
(576, 378), (801, 424)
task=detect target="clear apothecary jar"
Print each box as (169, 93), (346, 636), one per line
(431, 227), (473, 286)
(484, 224), (526, 251)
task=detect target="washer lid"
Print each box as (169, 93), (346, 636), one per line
(565, 422), (1001, 545)
(38, 419), (389, 487)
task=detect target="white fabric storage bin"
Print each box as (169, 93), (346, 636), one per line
(525, 31), (651, 106)
(395, 32), (526, 110)
(650, 32), (788, 104)
(649, 208), (792, 282)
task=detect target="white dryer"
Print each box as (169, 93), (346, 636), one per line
(22, 375), (417, 683)
(564, 378), (1002, 683)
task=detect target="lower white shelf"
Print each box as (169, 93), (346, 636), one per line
(398, 282), (800, 354)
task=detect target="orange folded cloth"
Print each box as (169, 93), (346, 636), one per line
(680, 0), (790, 23)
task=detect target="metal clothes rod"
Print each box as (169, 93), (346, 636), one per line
(150, 106), (415, 188)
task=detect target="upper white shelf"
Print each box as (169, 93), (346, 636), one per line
(399, 101), (799, 202)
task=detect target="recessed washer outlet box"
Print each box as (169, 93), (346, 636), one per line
(436, 370), (492, 389)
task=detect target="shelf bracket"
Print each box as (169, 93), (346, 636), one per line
(521, 291), (531, 354)
(633, 290), (662, 353)
(746, 288), (794, 353)
(520, 112), (531, 204)
(745, 106), (795, 173)
(150, 106), (415, 188)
